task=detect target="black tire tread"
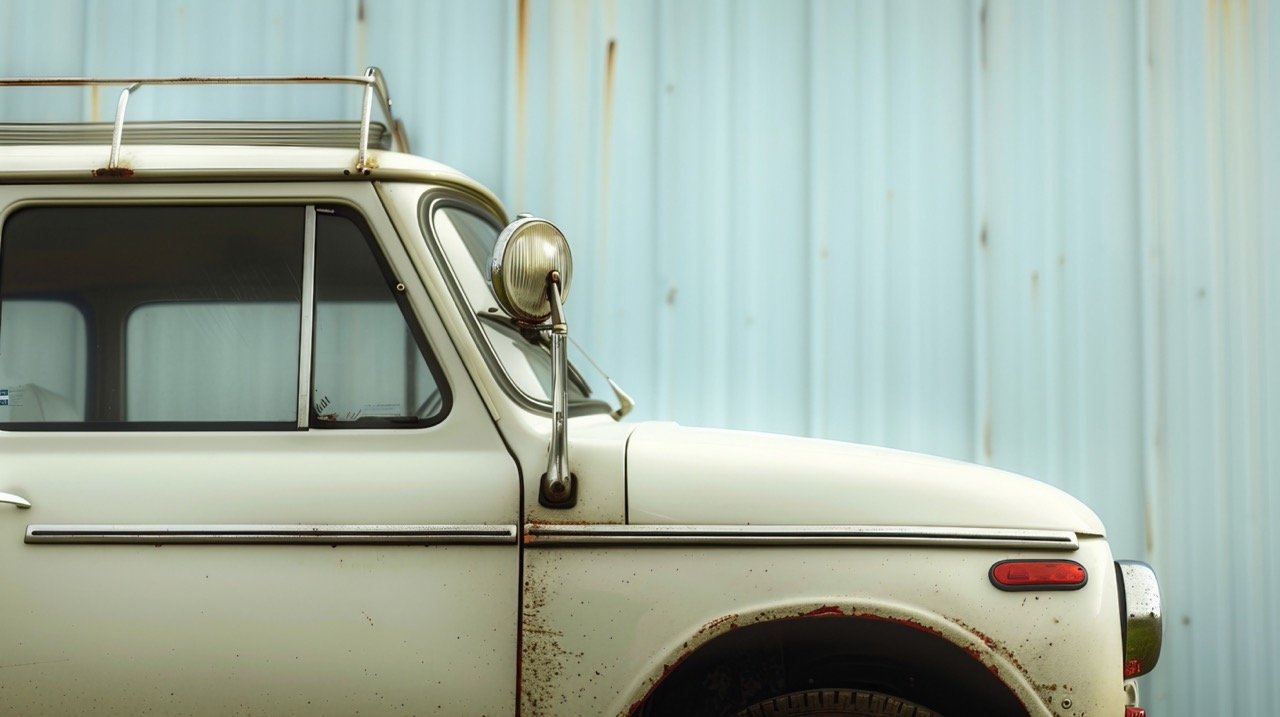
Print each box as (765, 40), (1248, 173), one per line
(735, 688), (939, 717)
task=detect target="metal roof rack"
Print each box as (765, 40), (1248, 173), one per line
(0, 121), (394, 150)
(0, 67), (409, 175)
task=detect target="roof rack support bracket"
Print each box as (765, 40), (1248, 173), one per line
(98, 82), (140, 176)
(355, 68), (375, 174)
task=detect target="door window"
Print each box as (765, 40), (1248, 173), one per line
(310, 209), (448, 426)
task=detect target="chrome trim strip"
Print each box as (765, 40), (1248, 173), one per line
(297, 205), (317, 429)
(26, 524), (518, 546)
(524, 524), (1079, 550)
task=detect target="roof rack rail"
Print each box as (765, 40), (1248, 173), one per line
(0, 67), (408, 175)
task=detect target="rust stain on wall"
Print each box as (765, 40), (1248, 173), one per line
(598, 36), (617, 257)
(603, 37), (617, 133)
(515, 0), (530, 206)
(355, 0), (367, 71)
(979, 0), (989, 70)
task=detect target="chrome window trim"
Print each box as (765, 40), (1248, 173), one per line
(296, 205), (317, 429)
(523, 524), (1080, 550)
(26, 524), (518, 546)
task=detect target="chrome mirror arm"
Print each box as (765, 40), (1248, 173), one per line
(540, 271), (576, 507)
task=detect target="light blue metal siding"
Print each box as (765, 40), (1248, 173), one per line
(1144, 1), (1279, 713)
(2, 1), (1276, 713)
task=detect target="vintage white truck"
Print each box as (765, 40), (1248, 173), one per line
(0, 70), (1160, 716)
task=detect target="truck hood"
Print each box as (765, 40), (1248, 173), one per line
(625, 423), (1105, 536)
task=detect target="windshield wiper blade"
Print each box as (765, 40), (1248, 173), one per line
(569, 336), (635, 420)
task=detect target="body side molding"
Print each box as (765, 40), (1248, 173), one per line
(523, 524), (1079, 550)
(26, 524), (518, 546)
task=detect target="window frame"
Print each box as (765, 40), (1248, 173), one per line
(418, 192), (612, 419)
(305, 204), (452, 430)
(0, 201), (451, 432)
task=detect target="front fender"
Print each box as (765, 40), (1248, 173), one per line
(519, 538), (1123, 716)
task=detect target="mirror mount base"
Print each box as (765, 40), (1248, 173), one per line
(538, 472), (578, 509)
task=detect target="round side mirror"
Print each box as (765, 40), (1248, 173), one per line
(489, 217), (573, 323)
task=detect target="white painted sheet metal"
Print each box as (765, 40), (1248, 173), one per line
(2, 1), (1276, 713)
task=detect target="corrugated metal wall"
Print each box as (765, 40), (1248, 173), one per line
(2, 1), (1276, 713)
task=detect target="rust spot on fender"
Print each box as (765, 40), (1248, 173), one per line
(699, 613), (739, 633)
(958, 620), (999, 651)
(525, 518), (615, 527)
(801, 604), (846, 618)
(946, 615), (1067, 708)
(92, 167), (134, 178)
(843, 610), (945, 640)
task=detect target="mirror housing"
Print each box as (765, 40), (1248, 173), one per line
(489, 217), (572, 324)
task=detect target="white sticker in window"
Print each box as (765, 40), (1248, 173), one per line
(360, 402), (401, 418)
(0, 387), (28, 408)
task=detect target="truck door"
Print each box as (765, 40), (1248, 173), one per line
(0, 190), (519, 715)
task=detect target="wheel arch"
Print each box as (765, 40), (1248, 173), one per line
(622, 599), (1048, 717)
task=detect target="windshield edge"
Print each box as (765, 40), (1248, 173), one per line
(413, 190), (612, 419)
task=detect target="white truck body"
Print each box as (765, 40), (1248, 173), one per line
(0, 75), (1159, 717)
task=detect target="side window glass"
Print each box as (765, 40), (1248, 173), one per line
(310, 210), (448, 427)
(0, 206), (302, 428)
(0, 300), (88, 422)
(127, 304), (299, 422)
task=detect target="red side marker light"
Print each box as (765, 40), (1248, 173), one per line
(1124, 708), (1147, 717)
(989, 560), (1088, 591)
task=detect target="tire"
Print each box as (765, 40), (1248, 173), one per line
(735, 689), (941, 717)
